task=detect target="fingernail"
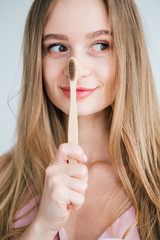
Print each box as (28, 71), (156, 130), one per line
(83, 154), (88, 162)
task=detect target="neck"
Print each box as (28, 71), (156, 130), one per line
(63, 108), (112, 165)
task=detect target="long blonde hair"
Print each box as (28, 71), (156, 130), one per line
(0, 0), (160, 239)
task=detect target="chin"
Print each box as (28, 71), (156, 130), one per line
(77, 108), (101, 117)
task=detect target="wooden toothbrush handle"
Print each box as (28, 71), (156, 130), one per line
(68, 80), (78, 164)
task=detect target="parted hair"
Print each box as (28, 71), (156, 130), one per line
(0, 0), (160, 239)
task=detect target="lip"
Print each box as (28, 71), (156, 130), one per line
(61, 86), (97, 99)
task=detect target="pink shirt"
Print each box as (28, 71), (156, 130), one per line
(13, 199), (140, 239)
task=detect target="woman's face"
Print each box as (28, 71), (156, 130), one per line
(42, 0), (116, 116)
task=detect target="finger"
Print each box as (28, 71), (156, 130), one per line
(54, 143), (87, 164)
(65, 176), (88, 194)
(67, 188), (85, 211)
(65, 164), (88, 181)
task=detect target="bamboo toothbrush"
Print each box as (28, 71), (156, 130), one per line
(68, 57), (78, 164)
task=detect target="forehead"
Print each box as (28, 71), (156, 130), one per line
(44, 0), (110, 37)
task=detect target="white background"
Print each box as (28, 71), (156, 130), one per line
(0, 0), (160, 155)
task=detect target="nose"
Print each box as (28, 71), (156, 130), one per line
(64, 55), (91, 80)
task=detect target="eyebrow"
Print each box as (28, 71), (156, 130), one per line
(42, 29), (112, 42)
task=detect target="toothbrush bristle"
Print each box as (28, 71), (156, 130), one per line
(69, 57), (77, 81)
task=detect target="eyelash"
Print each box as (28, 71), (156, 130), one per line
(46, 41), (111, 54)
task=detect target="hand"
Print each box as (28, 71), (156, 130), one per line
(35, 143), (88, 235)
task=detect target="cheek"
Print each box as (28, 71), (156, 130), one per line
(99, 59), (116, 103)
(99, 58), (116, 86)
(43, 58), (58, 85)
(42, 58), (59, 103)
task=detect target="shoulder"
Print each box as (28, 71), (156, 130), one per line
(0, 153), (8, 161)
(13, 197), (38, 229)
(104, 206), (141, 239)
(0, 151), (12, 161)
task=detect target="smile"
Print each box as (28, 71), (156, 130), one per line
(61, 86), (97, 99)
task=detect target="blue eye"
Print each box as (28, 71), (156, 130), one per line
(48, 44), (68, 53)
(92, 42), (110, 52)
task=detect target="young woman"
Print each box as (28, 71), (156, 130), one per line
(0, 0), (160, 239)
